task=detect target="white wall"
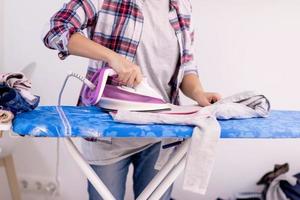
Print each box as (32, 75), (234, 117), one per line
(1, 0), (300, 200)
(191, 0), (300, 110)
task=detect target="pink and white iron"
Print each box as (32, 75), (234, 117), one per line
(81, 67), (171, 111)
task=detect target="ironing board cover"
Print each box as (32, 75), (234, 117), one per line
(12, 106), (300, 138)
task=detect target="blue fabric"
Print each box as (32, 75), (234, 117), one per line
(12, 106), (300, 138)
(0, 83), (40, 115)
(88, 142), (172, 200)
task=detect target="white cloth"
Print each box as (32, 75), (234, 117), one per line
(266, 174), (298, 200)
(111, 91), (271, 194)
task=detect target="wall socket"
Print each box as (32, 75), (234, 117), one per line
(19, 176), (59, 196)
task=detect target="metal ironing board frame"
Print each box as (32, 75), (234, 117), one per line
(46, 72), (192, 200)
(1, 70), (194, 200)
(64, 137), (189, 200)
(1, 125), (189, 200)
(8, 106), (300, 199)
(9, 72), (297, 200)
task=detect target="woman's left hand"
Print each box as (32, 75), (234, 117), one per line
(193, 91), (221, 107)
(180, 73), (221, 107)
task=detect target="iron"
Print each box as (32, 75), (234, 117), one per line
(81, 67), (171, 111)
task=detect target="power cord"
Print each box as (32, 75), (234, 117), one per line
(58, 71), (95, 106)
(54, 71), (95, 197)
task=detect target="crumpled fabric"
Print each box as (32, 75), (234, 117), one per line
(111, 91), (270, 194)
(257, 163), (300, 200)
(0, 84), (39, 115)
(266, 174), (298, 200)
(0, 72), (39, 105)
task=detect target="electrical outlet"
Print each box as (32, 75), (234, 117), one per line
(19, 176), (59, 196)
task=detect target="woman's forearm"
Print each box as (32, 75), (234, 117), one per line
(67, 33), (115, 63)
(180, 73), (205, 101)
(180, 73), (221, 106)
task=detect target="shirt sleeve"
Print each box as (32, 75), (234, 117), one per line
(183, 4), (199, 76)
(42, 0), (98, 60)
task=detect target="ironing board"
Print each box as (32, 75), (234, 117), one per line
(11, 106), (300, 200)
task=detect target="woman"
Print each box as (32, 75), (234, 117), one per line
(43, 0), (220, 199)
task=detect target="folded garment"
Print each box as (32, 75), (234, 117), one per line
(0, 109), (14, 130)
(0, 84), (39, 115)
(0, 72), (38, 105)
(111, 91), (271, 194)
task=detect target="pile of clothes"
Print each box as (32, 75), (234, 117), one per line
(0, 72), (40, 129)
(257, 163), (300, 200)
(217, 163), (300, 200)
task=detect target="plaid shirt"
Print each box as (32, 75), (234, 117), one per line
(43, 0), (197, 105)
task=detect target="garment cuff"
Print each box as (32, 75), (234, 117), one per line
(52, 28), (84, 60)
(184, 70), (198, 76)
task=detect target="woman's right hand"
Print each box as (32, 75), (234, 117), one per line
(108, 53), (143, 87)
(67, 33), (142, 87)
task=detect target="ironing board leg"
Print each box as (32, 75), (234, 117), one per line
(136, 139), (190, 200)
(148, 156), (186, 200)
(64, 138), (116, 200)
(1, 155), (22, 200)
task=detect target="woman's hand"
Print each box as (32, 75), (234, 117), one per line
(108, 53), (143, 87)
(180, 73), (221, 107)
(67, 33), (142, 87)
(192, 90), (221, 107)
